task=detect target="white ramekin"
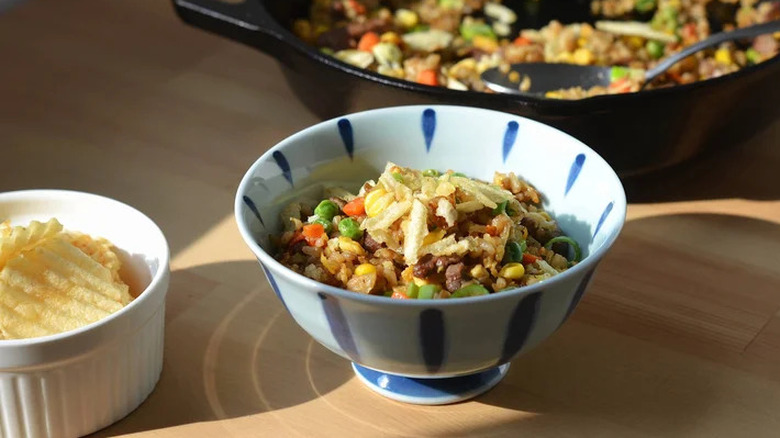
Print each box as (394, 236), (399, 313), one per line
(0, 190), (170, 438)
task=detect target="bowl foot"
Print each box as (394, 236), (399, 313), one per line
(351, 363), (510, 405)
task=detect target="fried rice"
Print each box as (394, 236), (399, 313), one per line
(274, 163), (581, 299)
(293, 0), (780, 99)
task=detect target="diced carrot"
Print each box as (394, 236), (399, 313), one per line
(513, 36), (532, 46)
(485, 225), (498, 236)
(391, 291), (410, 299)
(348, 0), (366, 16)
(682, 23), (697, 42)
(416, 69), (439, 86)
(343, 197), (366, 217)
(302, 223), (325, 245)
(609, 78), (632, 93)
(522, 253), (540, 264)
(357, 31), (380, 52)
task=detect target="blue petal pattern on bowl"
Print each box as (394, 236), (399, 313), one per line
(420, 308), (445, 373)
(261, 263), (288, 311)
(272, 150), (293, 187)
(593, 201), (615, 238)
(497, 291), (541, 365)
(318, 292), (361, 362)
(338, 118), (354, 160)
(242, 195), (265, 228)
(562, 267), (597, 323)
(502, 121), (519, 163)
(422, 108), (436, 152)
(566, 153), (586, 196)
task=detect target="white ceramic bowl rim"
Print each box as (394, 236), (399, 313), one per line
(235, 105), (627, 307)
(0, 189), (171, 347)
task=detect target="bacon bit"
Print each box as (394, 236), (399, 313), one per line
(290, 232), (306, 246)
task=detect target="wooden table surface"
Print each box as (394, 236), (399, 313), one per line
(2, 1), (780, 436)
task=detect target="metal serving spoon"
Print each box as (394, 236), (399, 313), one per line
(480, 20), (780, 96)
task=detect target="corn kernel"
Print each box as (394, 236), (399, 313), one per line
(715, 48), (733, 66)
(354, 263), (377, 276)
(580, 24), (593, 38)
(668, 0), (681, 9)
(338, 236), (365, 255)
(577, 37), (587, 47)
(545, 91), (563, 99)
(470, 264), (487, 279)
(422, 229), (447, 246)
(472, 34), (499, 52)
(380, 31), (401, 45)
(413, 277), (429, 286)
(572, 48), (594, 65)
(627, 36), (645, 49)
(521, 226), (528, 240)
(320, 253), (339, 274)
(499, 262), (526, 280)
(555, 51), (574, 63)
(365, 188), (394, 217)
(395, 9), (418, 28)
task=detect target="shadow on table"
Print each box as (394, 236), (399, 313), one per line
(89, 260), (355, 437)
(622, 119), (780, 203)
(461, 212), (780, 436)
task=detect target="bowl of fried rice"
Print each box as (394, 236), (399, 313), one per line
(235, 105), (626, 405)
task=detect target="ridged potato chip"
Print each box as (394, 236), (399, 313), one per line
(65, 232), (123, 283)
(0, 219), (132, 340)
(0, 218), (63, 270)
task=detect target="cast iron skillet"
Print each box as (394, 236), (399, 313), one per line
(173, 0), (780, 176)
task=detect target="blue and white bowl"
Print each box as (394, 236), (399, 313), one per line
(235, 105), (626, 405)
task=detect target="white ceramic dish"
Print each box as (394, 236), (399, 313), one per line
(235, 105), (626, 404)
(0, 190), (170, 438)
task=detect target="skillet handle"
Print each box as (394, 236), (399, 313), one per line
(173, 0), (288, 59)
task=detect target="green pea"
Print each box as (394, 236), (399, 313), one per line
(313, 217), (332, 233)
(746, 48), (761, 65)
(422, 169), (440, 177)
(460, 21), (495, 41)
(451, 284), (490, 298)
(646, 40), (665, 59)
(635, 0), (656, 13)
(493, 200), (508, 216)
(417, 284), (440, 299)
(392, 173), (404, 183)
(338, 218), (363, 239)
(407, 283), (419, 299)
(504, 241), (524, 263)
(610, 66), (629, 81)
(439, 0), (464, 10)
(314, 199), (339, 221)
(452, 172), (466, 177)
